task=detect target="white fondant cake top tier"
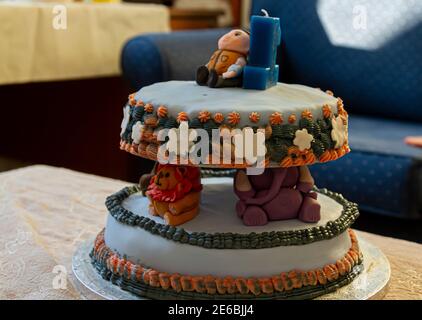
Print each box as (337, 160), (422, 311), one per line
(121, 80), (350, 168)
(134, 81), (339, 127)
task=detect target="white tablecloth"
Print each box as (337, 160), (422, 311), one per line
(0, 2), (170, 85)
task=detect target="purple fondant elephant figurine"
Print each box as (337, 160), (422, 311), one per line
(234, 166), (321, 226)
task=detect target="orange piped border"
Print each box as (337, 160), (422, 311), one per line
(92, 229), (362, 297)
(127, 94), (345, 127)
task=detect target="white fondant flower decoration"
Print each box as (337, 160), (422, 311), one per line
(331, 115), (348, 148)
(120, 105), (131, 137)
(293, 128), (314, 151)
(131, 121), (144, 144)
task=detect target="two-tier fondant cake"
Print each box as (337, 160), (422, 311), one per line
(90, 13), (362, 300)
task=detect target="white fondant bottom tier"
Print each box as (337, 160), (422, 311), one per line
(104, 178), (352, 278)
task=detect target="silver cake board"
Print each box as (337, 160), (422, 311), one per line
(72, 232), (390, 300)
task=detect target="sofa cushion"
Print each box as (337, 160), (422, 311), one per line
(121, 29), (227, 89)
(311, 115), (422, 218)
(251, 0), (422, 121)
(121, 35), (165, 89)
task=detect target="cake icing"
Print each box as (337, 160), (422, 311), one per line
(134, 81), (339, 127)
(104, 179), (353, 277)
(121, 178), (344, 234)
(120, 79), (349, 168)
(104, 220), (352, 278)
(92, 228), (362, 299)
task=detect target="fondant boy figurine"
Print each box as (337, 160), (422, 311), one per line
(196, 29), (250, 88)
(234, 166), (321, 226)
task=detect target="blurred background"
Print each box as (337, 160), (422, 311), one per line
(0, 0), (421, 242)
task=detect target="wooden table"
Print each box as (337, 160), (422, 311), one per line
(170, 8), (225, 30)
(0, 165), (421, 299)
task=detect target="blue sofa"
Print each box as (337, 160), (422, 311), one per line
(121, 0), (422, 219)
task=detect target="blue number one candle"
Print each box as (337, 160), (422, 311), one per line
(243, 9), (281, 90)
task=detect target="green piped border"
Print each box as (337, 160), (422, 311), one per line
(105, 185), (359, 249)
(90, 248), (363, 300)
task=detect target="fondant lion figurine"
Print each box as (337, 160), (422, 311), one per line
(146, 164), (202, 226)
